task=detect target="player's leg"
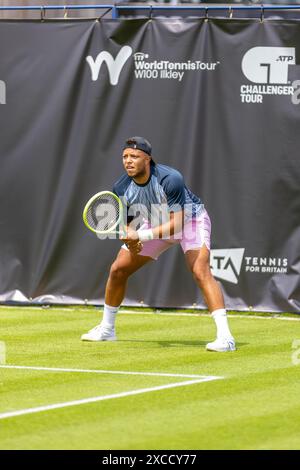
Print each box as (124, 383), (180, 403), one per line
(185, 246), (235, 352)
(185, 246), (225, 312)
(81, 248), (152, 341)
(105, 248), (153, 308)
(181, 211), (235, 352)
(81, 235), (175, 342)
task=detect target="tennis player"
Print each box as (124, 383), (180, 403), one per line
(81, 137), (236, 352)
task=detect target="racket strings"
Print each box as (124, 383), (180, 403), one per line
(86, 194), (120, 232)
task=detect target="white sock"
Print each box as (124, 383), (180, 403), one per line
(212, 309), (233, 340)
(101, 304), (120, 329)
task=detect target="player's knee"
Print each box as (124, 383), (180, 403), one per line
(191, 264), (211, 287)
(109, 261), (131, 282)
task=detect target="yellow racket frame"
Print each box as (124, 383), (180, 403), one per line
(82, 191), (124, 236)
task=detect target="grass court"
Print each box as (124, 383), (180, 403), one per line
(1, 306), (300, 450)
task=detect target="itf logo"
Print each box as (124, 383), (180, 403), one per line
(86, 46), (132, 86)
(242, 46), (295, 84)
(0, 80), (6, 104)
(210, 249), (245, 284)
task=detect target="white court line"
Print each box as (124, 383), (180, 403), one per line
(0, 364), (215, 379)
(1, 305), (298, 320)
(0, 376), (222, 420)
(120, 310), (300, 321)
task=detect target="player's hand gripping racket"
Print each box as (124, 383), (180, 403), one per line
(82, 191), (126, 237)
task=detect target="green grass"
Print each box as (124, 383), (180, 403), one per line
(1, 306), (300, 450)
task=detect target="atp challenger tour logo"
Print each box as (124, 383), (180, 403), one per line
(241, 46), (297, 103)
(86, 46), (220, 85)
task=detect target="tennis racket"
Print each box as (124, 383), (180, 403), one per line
(82, 191), (126, 237)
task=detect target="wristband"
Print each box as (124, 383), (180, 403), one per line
(138, 229), (154, 241)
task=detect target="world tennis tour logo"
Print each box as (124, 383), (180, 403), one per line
(86, 46), (132, 86)
(241, 46), (296, 103)
(133, 52), (219, 82)
(0, 80), (6, 104)
(210, 249), (245, 284)
(86, 46), (220, 85)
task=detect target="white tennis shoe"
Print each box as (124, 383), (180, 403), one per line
(206, 337), (236, 352)
(81, 324), (116, 342)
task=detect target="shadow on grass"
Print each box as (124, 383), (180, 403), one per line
(117, 339), (248, 349)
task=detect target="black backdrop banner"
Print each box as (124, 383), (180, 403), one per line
(0, 18), (299, 312)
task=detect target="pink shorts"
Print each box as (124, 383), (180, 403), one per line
(122, 209), (211, 260)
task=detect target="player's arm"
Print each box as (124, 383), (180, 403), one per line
(122, 210), (183, 241)
(151, 210), (183, 239)
(113, 184), (144, 252)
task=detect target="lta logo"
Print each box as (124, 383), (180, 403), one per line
(86, 46), (132, 86)
(210, 249), (245, 284)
